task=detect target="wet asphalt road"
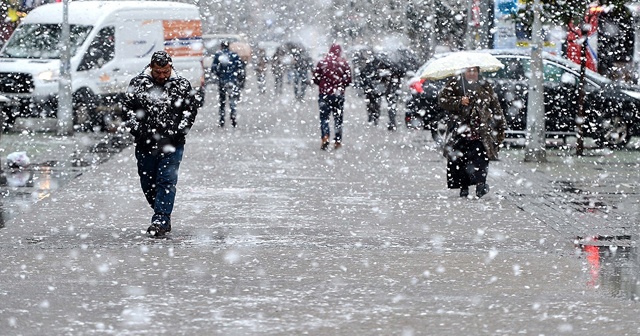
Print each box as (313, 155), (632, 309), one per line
(0, 75), (639, 335)
(0, 131), (129, 226)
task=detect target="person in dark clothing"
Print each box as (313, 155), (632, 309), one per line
(123, 51), (199, 237)
(360, 52), (402, 130)
(312, 43), (352, 150)
(438, 67), (505, 198)
(292, 47), (312, 100)
(212, 40), (245, 127)
(381, 64), (403, 131)
(254, 47), (268, 95)
(359, 52), (386, 126)
(271, 46), (287, 96)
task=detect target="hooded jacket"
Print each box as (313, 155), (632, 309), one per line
(312, 44), (352, 96)
(124, 67), (199, 152)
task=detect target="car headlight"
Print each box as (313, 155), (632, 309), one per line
(621, 90), (640, 101)
(37, 70), (59, 82)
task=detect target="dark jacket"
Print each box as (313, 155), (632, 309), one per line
(124, 68), (199, 152)
(212, 47), (245, 85)
(359, 55), (403, 98)
(312, 44), (352, 96)
(438, 76), (506, 160)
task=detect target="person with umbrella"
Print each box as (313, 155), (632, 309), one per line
(435, 54), (505, 198)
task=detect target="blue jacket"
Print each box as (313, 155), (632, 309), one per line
(211, 48), (245, 85)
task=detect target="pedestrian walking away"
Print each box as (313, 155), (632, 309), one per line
(359, 51), (400, 130)
(292, 46), (312, 100)
(312, 43), (352, 150)
(212, 40), (245, 128)
(438, 66), (505, 198)
(271, 45), (287, 96)
(254, 47), (268, 95)
(123, 51), (200, 237)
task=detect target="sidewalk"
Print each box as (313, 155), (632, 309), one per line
(0, 86), (639, 335)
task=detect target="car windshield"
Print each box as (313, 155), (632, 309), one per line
(545, 54), (612, 85)
(0, 23), (92, 59)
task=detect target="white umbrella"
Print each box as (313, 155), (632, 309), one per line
(420, 51), (504, 80)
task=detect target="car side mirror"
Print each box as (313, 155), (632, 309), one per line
(561, 72), (577, 86)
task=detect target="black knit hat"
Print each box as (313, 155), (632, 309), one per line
(150, 51), (172, 66)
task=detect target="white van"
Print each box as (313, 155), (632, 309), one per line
(0, 1), (204, 130)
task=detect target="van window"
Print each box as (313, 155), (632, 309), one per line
(0, 24), (92, 59)
(77, 26), (115, 71)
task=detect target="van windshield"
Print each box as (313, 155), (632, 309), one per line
(0, 24), (92, 59)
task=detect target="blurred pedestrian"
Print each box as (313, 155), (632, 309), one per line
(438, 66), (505, 198)
(212, 40), (245, 127)
(381, 62), (403, 131)
(359, 51), (385, 126)
(359, 51), (403, 131)
(272, 46), (287, 95)
(292, 47), (312, 100)
(312, 43), (352, 150)
(254, 47), (268, 95)
(123, 51), (199, 237)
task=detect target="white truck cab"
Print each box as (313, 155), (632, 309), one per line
(0, 1), (204, 130)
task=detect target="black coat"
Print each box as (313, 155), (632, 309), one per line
(124, 68), (199, 152)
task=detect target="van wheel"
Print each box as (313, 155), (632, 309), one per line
(597, 116), (630, 149)
(73, 89), (99, 132)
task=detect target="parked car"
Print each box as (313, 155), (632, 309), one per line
(405, 49), (640, 148)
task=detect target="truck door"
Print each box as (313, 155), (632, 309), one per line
(113, 19), (164, 92)
(76, 26), (116, 94)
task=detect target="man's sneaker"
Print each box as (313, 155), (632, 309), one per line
(231, 119), (237, 128)
(334, 141), (342, 150)
(218, 120), (225, 128)
(146, 222), (168, 237)
(476, 183), (490, 198)
(387, 123), (397, 131)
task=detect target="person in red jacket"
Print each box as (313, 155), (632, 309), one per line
(312, 44), (352, 150)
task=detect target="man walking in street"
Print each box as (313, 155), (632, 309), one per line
(212, 40), (245, 127)
(123, 51), (199, 237)
(312, 43), (352, 150)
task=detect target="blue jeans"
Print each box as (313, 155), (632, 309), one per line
(318, 94), (344, 143)
(135, 145), (184, 227)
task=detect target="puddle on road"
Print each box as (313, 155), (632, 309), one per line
(0, 162), (86, 227)
(578, 236), (640, 301)
(0, 133), (132, 228)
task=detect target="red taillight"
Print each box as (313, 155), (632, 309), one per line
(410, 78), (425, 94)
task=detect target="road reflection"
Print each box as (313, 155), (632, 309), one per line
(580, 237), (640, 301)
(0, 163), (81, 225)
